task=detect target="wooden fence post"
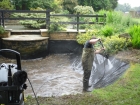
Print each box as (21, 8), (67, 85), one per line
(77, 13), (79, 32)
(96, 14), (98, 23)
(1, 11), (5, 28)
(104, 14), (106, 25)
(46, 10), (50, 30)
(0, 11), (1, 26)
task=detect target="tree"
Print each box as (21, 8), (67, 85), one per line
(11, 0), (59, 10)
(62, 0), (78, 14)
(115, 3), (131, 12)
(110, 0), (118, 9)
(11, 0), (34, 10)
(30, 0), (59, 11)
(0, 0), (13, 10)
(74, 5), (94, 14)
(132, 6), (140, 11)
(77, 0), (118, 11)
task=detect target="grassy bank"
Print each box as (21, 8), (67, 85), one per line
(93, 63), (140, 105)
(25, 63), (140, 105)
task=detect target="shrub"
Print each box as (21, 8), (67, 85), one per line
(12, 7), (46, 29)
(12, 7), (68, 31)
(74, 5), (95, 30)
(49, 12), (68, 32)
(49, 20), (66, 32)
(96, 9), (106, 23)
(76, 30), (99, 45)
(128, 25), (140, 49)
(100, 25), (114, 37)
(0, 0), (13, 10)
(74, 5), (94, 15)
(62, 0), (78, 14)
(97, 10), (138, 34)
(0, 26), (5, 34)
(103, 35), (132, 54)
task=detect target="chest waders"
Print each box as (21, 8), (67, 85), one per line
(82, 48), (94, 91)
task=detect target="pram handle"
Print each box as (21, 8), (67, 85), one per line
(0, 49), (21, 70)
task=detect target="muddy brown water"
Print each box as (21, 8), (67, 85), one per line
(0, 54), (83, 97)
(0, 53), (129, 97)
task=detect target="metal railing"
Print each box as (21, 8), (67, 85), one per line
(0, 10), (106, 31)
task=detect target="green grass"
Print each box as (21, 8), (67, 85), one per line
(93, 63), (140, 105)
(25, 63), (140, 105)
(132, 18), (140, 24)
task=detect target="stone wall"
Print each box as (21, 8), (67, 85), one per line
(2, 39), (49, 59)
(40, 29), (86, 40)
(40, 29), (85, 55)
(0, 29), (85, 59)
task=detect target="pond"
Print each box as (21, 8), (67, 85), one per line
(0, 53), (129, 97)
(0, 54), (82, 97)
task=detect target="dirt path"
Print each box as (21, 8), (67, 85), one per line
(115, 49), (140, 63)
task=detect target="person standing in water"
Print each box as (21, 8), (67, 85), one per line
(82, 37), (104, 92)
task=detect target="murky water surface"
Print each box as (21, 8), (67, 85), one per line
(0, 54), (83, 97)
(0, 53), (129, 97)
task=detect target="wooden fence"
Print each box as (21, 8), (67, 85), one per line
(0, 10), (106, 31)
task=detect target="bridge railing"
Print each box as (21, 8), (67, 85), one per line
(0, 10), (106, 31)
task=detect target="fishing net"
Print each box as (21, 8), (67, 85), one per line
(72, 53), (129, 90)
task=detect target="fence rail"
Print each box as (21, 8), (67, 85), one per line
(0, 10), (106, 31)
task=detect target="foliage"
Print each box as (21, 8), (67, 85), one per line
(105, 11), (124, 24)
(12, 7), (68, 31)
(49, 17), (67, 32)
(19, 20), (46, 29)
(97, 10), (138, 34)
(109, 0), (118, 10)
(12, 7), (46, 29)
(12, 0), (61, 11)
(76, 30), (99, 45)
(0, 26), (5, 34)
(30, 0), (61, 12)
(78, 0), (118, 11)
(62, 0), (78, 14)
(128, 25), (140, 49)
(103, 35), (132, 54)
(108, 11), (137, 28)
(48, 12), (68, 32)
(11, 0), (34, 10)
(0, 0), (13, 10)
(100, 25), (114, 37)
(115, 3), (131, 12)
(74, 5), (94, 14)
(74, 5), (95, 29)
(96, 9), (106, 23)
